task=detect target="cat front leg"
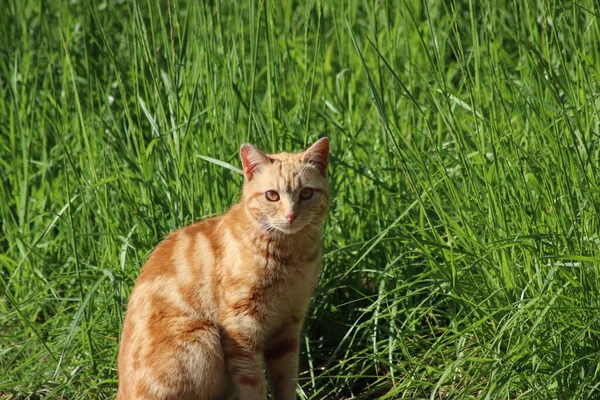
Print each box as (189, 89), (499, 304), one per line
(265, 320), (303, 400)
(221, 324), (267, 400)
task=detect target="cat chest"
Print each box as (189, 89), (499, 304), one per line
(222, 258), (320, 320)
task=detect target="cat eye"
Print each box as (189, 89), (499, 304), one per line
(299, 188), (314, 200)
(265, 190), (280, 202)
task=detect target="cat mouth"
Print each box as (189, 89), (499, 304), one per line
(269, 221), (305, 234)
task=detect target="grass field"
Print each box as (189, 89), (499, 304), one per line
(2, 0), (600, 398)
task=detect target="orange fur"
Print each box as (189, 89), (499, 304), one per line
(117, 139), (330, 400)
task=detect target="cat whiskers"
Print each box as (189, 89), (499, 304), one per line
(303, 222), (322, 238)
(243, 220), (277, 238)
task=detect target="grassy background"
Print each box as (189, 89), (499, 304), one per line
(2, 0), (600, 398)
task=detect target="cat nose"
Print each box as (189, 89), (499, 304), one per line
(285, 213), (297, 223)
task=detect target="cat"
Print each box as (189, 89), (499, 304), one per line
(116, 138), (330, 400)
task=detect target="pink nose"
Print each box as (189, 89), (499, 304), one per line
(285, 214), (296, 223)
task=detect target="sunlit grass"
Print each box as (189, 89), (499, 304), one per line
(1, 1), (600, 398)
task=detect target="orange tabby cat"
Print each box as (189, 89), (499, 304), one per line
(116, 138), (330, 400)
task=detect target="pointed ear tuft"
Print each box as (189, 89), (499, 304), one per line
(240, 143), (270, 181)
(302, 137), (329, 176)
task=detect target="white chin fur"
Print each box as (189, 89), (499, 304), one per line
(271, 222), (304, 234)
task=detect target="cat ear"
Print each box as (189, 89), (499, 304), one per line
(302, 137), (329, 176)
(240, 143), (270, 181)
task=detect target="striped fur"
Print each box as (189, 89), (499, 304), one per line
(117, 139), (329, 400)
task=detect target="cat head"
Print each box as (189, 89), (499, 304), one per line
(239, 138), (330, 235)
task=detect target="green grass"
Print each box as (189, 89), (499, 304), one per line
(2, 0), (600, 398)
